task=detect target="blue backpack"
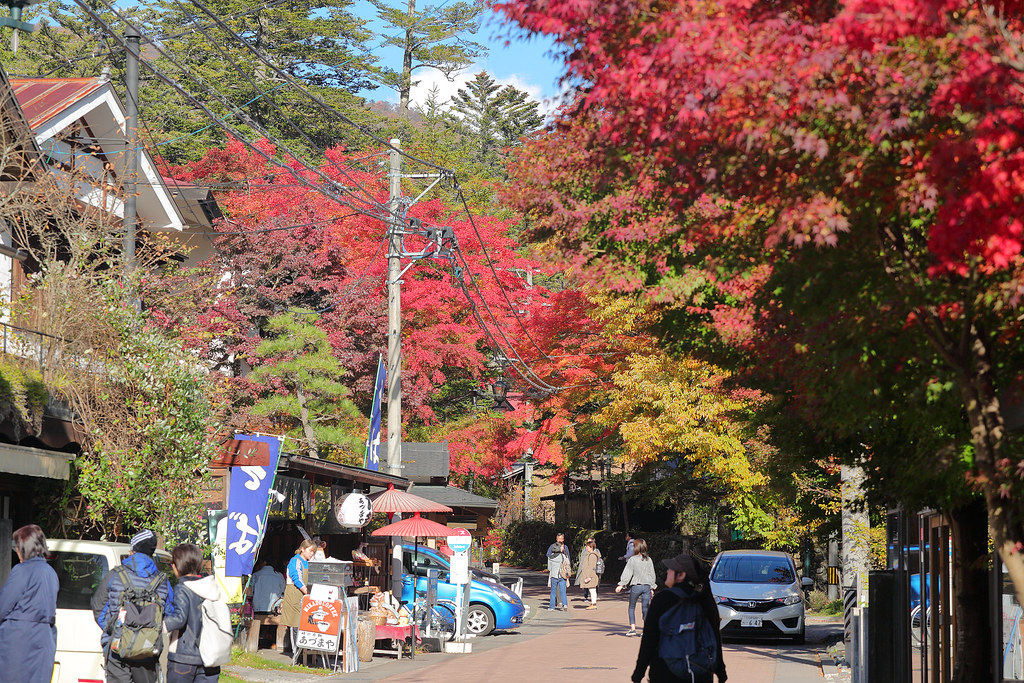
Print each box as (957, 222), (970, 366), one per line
(657, 585), (718, 680)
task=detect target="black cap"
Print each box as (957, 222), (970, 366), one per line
(663, 553), (699, 577)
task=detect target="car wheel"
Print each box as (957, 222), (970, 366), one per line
(792, 626), (805, 645)
(466, 604), (495, 636)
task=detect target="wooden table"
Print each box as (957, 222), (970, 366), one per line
(245, 612), (288, 653)
(372, 623), (420, 660)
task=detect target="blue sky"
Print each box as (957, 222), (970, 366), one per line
(356, 7), (567, 114)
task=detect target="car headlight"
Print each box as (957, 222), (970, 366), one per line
(777, 596), (802, 606)
(497, 590), (518, 603)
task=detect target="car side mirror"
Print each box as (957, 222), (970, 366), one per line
(801, 577), (814, 588)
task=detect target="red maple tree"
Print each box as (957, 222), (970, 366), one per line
(499, 0), (1024, 676)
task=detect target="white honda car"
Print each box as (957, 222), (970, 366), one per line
(709, 549), (812, 643)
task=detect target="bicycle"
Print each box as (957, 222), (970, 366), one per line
(414, 595), (457, 642)
(910, 604), (932, 649)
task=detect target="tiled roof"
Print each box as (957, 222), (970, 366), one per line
(401, 442), (450, 481)
(8, 78), (105, 129)
(410, 485), (498, 510)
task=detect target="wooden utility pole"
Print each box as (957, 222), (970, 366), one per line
(386, 139), (403, 478)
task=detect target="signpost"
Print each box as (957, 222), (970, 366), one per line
(447, 528), (472, 651)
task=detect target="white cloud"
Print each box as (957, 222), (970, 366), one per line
(408, 64), (562, 118)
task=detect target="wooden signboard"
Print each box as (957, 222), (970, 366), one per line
(297, 596), (344, 653)
(209, 438), (271, 468)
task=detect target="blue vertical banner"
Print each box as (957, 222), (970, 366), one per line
(225, 434), (282, 577)
(364, 354), (386, 471)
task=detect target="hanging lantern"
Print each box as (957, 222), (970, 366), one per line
(336, 493), (372, 528)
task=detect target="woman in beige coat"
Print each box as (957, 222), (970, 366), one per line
(574, 538), (602, 609)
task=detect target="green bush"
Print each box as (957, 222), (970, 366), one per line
(807, 590), (831, 613)
(821, 599), (843, 616)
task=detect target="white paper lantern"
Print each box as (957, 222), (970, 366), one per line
(336, 493), (372, 527)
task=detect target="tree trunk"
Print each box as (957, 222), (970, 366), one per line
(621, 481), (630, 533)
(295, 384), (319, 458)
(949, 499), (992, 683)
(957, 323), (1024, 608)
(399, 0), (415, 114)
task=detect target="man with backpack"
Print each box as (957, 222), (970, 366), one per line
(631, 553), (727, 683)
(92, 530), (175, 683)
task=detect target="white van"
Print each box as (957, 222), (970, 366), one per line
(45, 539), (173, 683)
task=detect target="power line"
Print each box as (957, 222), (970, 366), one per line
(73, 0), (390, 226)
(452, 179), (555, 362)
(165, 0), (385, 213)
(180, 0), (454, 175)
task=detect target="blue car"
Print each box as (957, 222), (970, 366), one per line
(401, 546), (525, 636)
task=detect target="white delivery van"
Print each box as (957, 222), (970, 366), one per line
(45, 539), (172, 683)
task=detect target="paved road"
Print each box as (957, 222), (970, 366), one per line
(232, 568), (842, 683)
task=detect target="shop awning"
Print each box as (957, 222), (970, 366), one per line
(278, 453), (410, 490)
(0, 442), (74, 480)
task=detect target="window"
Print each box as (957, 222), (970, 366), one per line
(711, 555), (795, 584)
(47, 551), (108, 610)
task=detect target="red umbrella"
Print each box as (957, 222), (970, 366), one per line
(372, 511), (456, 633)
(369, 483), (452, 514)
(371, 512), (454, 538)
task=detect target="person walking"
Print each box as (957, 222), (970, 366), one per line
(631, 553), (727, 683)
(281, 539), (316, 661)
(545, 532), (571, 610)
(619, 531), (635, 562)
(574, 537), (602, 610)
(0, 524), (59, 683)
(163, 543), (223, 682)
(92, 529), (175, 683)
(615, 538), (656, 636)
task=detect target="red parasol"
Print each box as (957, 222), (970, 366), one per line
(369, 483), (452, 514)
(371, 511), (454, 538)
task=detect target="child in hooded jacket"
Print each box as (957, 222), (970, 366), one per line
(164, 543), (222, 682)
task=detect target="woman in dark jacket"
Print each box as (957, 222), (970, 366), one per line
(631, 553), (727, 683)
(0, 524), (59, 683)
(164, 543), (222, 682)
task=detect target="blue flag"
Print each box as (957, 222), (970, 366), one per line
(225, 434), (282, 577)
(365, 354), (386, 471)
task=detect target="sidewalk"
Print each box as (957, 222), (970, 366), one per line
(225, 569), (843, 683)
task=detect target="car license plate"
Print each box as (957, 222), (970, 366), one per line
(740, 616), (762, 627)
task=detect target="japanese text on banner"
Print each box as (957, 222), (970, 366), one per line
(226, 434), (282, 576)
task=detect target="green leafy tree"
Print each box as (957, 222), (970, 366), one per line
(370, 0), (485, 114)
(248, 311), (363, 462)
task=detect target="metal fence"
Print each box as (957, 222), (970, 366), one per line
(0, 319), (66, 376)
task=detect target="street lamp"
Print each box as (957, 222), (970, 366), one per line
(515, 448), (536, 520)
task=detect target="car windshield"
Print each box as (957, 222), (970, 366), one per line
(712, 555), (795, 584)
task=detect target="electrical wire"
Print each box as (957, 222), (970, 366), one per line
(180, 0), (454, 175)
(166, 0), (385, 213)
(73, 0), (390, 226)
(453, 179), (555, 362)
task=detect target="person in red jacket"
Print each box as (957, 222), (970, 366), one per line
(631, 553), (727, 683)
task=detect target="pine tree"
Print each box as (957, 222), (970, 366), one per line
(370, 0), (485, 114)
(248, 311), (363, 463)
(449, 71), (543, 174)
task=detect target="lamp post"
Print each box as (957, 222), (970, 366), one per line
(515, 448), (536, 520)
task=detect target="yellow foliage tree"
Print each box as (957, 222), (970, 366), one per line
(598, 351), (800, 546)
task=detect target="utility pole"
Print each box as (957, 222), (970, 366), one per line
(123, 26), (140, 311)
(386, 139), (403, 477)
(386, 139), (404, 601)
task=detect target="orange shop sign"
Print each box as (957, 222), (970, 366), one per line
(297, 596), (344, 652)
